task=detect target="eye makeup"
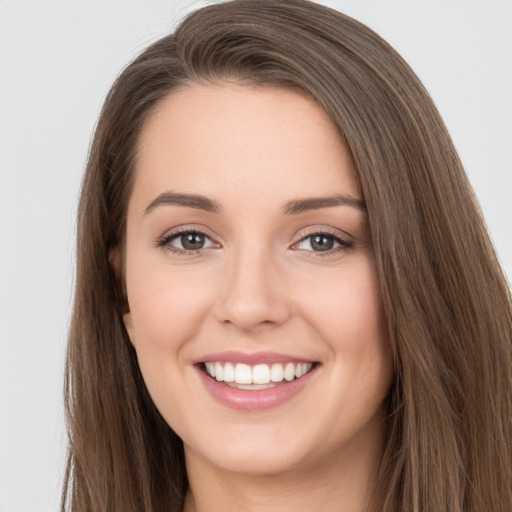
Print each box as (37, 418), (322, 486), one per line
(156, 224), (356, 258)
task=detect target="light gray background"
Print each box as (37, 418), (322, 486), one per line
(0, 1), (510, 510)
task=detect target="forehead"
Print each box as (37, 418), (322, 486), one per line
(132, 83), (361, 210)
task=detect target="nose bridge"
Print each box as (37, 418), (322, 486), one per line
(216, 238), (290, 330)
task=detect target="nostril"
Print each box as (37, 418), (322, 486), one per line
(214, 270), (291, 329)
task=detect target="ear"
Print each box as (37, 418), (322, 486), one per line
(109, 247), (135, 344)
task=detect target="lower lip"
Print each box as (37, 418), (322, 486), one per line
(196, 365), (318, 411)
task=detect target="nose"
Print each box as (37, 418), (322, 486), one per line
(214, 245), (291, 332)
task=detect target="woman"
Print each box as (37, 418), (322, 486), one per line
(62, 1), (512, 511)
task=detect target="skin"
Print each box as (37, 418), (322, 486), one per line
(122, 83), (394, 512)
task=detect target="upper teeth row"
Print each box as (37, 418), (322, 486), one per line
(205, 362), (313, 385)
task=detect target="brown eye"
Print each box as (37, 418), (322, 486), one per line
(292, 231), (353, 255)
(181, 233), (206, 250)
(159, 229), (218, 253)
(298, 234), (337, 252)
(310, 235), (334, 251)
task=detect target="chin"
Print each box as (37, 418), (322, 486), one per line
(184, 424), (313, 476)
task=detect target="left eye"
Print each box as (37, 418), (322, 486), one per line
(294, 234), (345, 252)
(164, 231), (216, 251)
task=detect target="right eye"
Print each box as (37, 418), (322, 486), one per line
(159, 230), (218, 254)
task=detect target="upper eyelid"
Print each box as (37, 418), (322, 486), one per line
(293, 225), (354, 243)
(159, 225), (218, 242)
(159, 225), (350, 237)
(291, 232), (352, 251)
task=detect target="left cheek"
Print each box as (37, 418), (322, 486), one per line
(304, 269), (384, 342)
(299, 261), (392, 380)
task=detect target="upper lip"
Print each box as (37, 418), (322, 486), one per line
(192, 351), (317, 366)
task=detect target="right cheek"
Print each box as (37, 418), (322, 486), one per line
(128, 271), (218, 349)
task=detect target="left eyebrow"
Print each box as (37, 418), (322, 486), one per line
(282, 194), (366, 215)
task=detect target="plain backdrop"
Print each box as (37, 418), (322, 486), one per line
(0, 1), (511, 510)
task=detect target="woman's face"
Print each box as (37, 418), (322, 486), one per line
(123, 84), (394, 477)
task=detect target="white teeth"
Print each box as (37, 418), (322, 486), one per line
(284, 362), (295, 381)
(270, 363), (284, 382)
(252, 364), (271, 384)
(206, 362), (215, 377)
(295, 363), (312, 378)
(204, 361), (314, 386)
(215, 362), (223, 381)
(223, 362), (235, 382)
(235, 363), (252, 384)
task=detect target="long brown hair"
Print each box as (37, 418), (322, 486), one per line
(63, 1), (512, 510)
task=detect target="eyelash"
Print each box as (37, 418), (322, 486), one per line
(157, 227), (218, 256)
(157, 227), (354, 257)
(292, 229), (354, 257)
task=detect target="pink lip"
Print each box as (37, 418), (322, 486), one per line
(194, 362), (319, 412)
(192, 350), (314, 365)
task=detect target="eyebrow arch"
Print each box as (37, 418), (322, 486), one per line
(283, 194), (366, 215)
(144, 192), (222, 215)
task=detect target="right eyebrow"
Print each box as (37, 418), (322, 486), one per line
(144, 192), (222, 215)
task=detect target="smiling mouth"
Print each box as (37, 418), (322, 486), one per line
(201, 361), (316, 390)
